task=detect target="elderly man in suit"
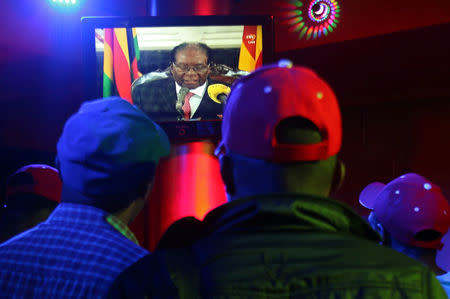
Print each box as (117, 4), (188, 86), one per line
(132, 42), (226, 122)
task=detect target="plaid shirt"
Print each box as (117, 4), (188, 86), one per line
(0, 203), (149, 298)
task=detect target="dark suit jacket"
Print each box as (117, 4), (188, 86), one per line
(132, 77), (226, 122)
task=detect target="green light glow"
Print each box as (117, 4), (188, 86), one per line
(306, 27), (313, 40)
(291, 21), (305, 31)
(283, 0), (340, 40)
(299, 27), (308, 39)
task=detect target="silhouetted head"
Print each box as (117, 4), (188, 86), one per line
(360, 173), (450, 274)
(55, 97), (170, 218)
(0, 164), (61, 243)
(216, 60), (344, 200)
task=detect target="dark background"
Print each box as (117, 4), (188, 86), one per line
(1, 0), (450, 214)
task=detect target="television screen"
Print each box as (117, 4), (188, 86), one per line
(81, 16), (274, 142)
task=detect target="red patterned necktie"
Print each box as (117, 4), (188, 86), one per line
(182, 92), (194, 120)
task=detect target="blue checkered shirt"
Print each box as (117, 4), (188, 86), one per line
(0, 203), (149, 298)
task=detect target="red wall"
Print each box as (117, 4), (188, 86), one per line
(2, 0), (450, 151)
(231, 0), (450, 51)
(157, 0), (450, 51)
(1, 0), (449, 235)
(275, 23), (450, 212)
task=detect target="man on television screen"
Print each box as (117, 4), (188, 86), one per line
(132, 42), (227, 122)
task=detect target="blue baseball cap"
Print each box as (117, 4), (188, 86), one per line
(56, 97), (170, 206)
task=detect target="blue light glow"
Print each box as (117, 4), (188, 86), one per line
(423, 183), (432, 190)
(264, 86), (272, 94)
(278, 59), (293, 68)
(47, 0), (82, 12)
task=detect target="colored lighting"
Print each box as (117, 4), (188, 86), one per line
(424, 183), (432, 190)
(49, 0), (79, 7)
(282, 0), (341, 40)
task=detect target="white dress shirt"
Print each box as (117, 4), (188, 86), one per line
(175, 81), (208, 119)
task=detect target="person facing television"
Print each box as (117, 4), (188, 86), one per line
(359, 173), (450, 296)
(0, 164), (62, 244)
(132, 42), (228, 122)
(109, 61), (448, 298)
(0, 97), (171, 298)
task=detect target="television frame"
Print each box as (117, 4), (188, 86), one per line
(81, 15), (274, 142)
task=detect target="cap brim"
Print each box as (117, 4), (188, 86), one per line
(437, 229), (450, 272)
(359, 182), (385, 209)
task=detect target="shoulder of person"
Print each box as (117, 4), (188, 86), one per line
(106, 253), (178, 299)
(156, 216), (206, 250)
(132, 73), (172, 90)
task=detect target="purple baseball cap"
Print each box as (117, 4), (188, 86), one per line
(359, 173), (450, 271)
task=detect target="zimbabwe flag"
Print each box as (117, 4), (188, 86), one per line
(238, 25), (263, 72)
(103, 28), (141, 103)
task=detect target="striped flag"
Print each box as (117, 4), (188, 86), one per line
(238, 25), (263, 72)
(103, 28), (141, 103)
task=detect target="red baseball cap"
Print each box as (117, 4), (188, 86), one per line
(217, 60), (342, 162)
(359, 173), (450, 270)
(5, 164), (62, 203)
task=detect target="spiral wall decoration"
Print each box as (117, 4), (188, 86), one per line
(282, 0), (341, 40)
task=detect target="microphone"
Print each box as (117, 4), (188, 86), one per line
(207, 84), (231, 104)
(176, 87), (189, 119)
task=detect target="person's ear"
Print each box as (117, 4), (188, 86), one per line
(330, 158), (345, 194)
(143, 179), (155, 202)
(206, 62), (212, 76)
(219, 155), (235, 195)
(169, 63), (176, 76)
(368, 212), (385, 244)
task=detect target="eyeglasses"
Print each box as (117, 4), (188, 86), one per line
(172, 62), (210, 74)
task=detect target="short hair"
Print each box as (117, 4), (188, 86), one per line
(170, 42), (213, 64)
(229, 116), (337, 194)
(85, 173), (154, 214)
(274, 117), (322, 145)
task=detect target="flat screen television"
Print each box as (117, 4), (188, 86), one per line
(81, 15), (274, 142)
